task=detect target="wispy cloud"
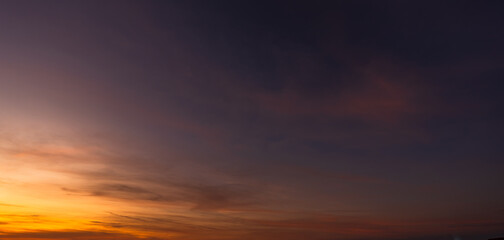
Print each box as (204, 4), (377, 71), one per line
(0, 202), (23, 207)
(0, 230), (151, 240)
(61, 180), (262, 212)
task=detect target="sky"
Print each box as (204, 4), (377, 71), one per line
(0, 1), (503, 240)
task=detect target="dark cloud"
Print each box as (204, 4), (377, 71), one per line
(105, 212), (221, 232)
(182, 183), (259, 211)
(80, 211), (504, 240)
(90, 184), (166, 202)
(61, 180), (262, 212)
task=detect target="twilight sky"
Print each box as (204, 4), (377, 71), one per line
(1, 1), (504, 240)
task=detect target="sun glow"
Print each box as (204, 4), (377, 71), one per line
(0, 136), (144, 237)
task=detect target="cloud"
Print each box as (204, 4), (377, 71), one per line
(61, 180), (262, 212)
(0, 214), (56, 225)
(105, 212), (221, 231)
(250, 59), (424, 125)
(181, 183), (259, 211)
(81, 211), (504, 240)
(0, 230), (152, 240)
(89, 184), (166, 202)
(244, 214), (504, 240)
(0, 202), (22, 207)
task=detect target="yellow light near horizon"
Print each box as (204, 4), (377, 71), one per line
(1, 144), (127, 235)
(0, 136), (191, 240)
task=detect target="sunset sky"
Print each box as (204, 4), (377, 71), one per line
(1, 1), (504, 240)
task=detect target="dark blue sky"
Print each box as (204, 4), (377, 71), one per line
(0, 1), (503, 240)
